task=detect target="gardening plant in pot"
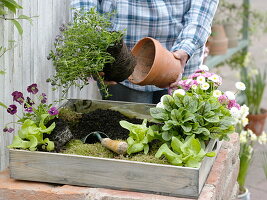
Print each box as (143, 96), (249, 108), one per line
(239, 66), (267, 136)
(128, 37), (182, 88)
(47, 8), (136, 97)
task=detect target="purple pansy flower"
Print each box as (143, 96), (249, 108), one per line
(24, 97), (35, 109)
(3, 127), (14, 133)
(27, 83), (39, 94)
(25, 107), (33, 113)
(7, 104), (17, 115)
(11, 91), (24, 104)
(41, 93), (47, 104)
(48, 107), (59, 116)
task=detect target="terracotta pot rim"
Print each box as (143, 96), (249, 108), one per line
(248, 108), (267, 117)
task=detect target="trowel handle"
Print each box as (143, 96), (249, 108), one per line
(101, 138), (128, 155)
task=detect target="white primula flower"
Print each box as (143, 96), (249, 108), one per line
(241, 117), (249, 127)
(225, 91), (236, 100)
(230, 107), (241, 119)
(213, 90), (222, 98)
(208, 74), (220, 83)
(200, 82), (210, 90)
(240, 105), (249, 118)
(250, 132), (257, 142)
(191, 84), (198, 90)
(235, 82), (246, 91)
(156, 102), (165, 109)
(240, 131), (247, 143)
(173, 89), (186, 96)
(199, 65), (209, 71)
(196, 76), (206, 84)
(258, 131), (267, 144)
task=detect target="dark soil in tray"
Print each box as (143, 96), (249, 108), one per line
(71, 109), (145, 140)
(47, 109), (152, 152)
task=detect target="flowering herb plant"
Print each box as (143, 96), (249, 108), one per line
(0, 84), (58, 151)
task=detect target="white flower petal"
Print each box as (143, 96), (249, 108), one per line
(225, 91), (236, 100)
(199, 65), (209, 71)
(173, 89), (186, 96)
(235, 82), (246, 91)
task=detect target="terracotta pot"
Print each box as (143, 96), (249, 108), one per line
(208, 25), (229, 55)
(224, 23), (239, 48)
(238, 188), (251, 200)
(246, 109), (267, 136)
(128, 37), (182, 88)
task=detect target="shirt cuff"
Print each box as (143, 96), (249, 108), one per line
(171, 40), (197, 58)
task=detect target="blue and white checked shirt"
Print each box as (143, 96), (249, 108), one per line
(71, 0), (219, 92)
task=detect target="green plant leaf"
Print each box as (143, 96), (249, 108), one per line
(0, 70), (6, 75)
(11, 19), (23, 35)
(127, 143), (144, 155)
(155, 143), (183, 166)
(181, 123), (192, 132)
(18, 14), (33, 24)
(150, 107), (169, 121)
(161, 95), (176, 112)
(43, 138), (55, 151)
(162, 120), (174, 131)
(0, 101), (8, 108)
(162, 131), (172, 141)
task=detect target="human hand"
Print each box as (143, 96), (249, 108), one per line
(168, 50), (189, 90)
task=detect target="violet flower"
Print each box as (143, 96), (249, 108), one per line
(41, 93), (47, 104)
(7, 104), (17, 115)
(11, 91), (24, 104)
(25, 107), (33, 113)
(27, 83), (39, 94)
(3, 127), (14, 133)
(48, 107), (59, 116)
(24, 97), (34, 109)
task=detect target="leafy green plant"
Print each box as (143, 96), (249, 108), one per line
(119, 119), (160, 155)
(47, 8), (125, 97)
(155, 135), (215, 168)
(1, 83), (58, 151)
(240, 66), (266, 114)
(150, 66), (240, 141)
(8, 115), (55, 151)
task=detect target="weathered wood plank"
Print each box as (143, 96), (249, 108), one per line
(9, 149), (199, 198)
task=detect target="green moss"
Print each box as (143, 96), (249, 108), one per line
(59, 108), (82, 122)
(61, 140), (169, 165)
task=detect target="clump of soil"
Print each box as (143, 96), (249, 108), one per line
(104, 40), (136, 82)
(70, 109), (148, 140)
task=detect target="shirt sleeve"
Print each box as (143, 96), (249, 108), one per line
(71, 0), (98, 11)
(171, 0), (219, 57)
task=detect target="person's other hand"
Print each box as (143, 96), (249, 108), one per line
(98, 72), (117, 85)
(169, 50), (189, 89)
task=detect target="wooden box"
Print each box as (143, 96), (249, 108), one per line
(9, 99), (222, 198)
